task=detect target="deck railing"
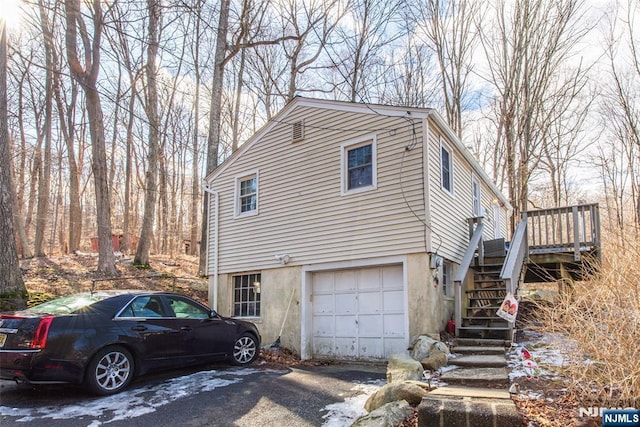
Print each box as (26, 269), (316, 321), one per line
(523, 203), (600, 261)
(453, 219), (484, 338)
(500, 218), (528, 295)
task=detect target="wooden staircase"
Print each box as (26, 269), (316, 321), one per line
(459, 262), (511, 339)
(453, 204), (601, 342)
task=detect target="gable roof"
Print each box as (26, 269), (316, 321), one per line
(205, 97), (511, 210)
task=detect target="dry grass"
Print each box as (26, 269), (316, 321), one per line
(535, 234), (640, 408)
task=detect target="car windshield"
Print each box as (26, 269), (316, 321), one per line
(26, 293), (113, 315)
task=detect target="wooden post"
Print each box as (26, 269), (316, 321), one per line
(572, 206), (580, 261)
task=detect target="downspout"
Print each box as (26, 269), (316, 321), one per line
(422, 111), (433, 253)
(203, 185), (219, 312)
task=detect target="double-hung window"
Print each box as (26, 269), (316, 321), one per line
(440, 139), (454, 194)
(442, 262), (453, 298)
(341, 135), (377, 195)
(235, 172), (258, 217)
(232, 273), (261, 318)
(472, 175), (482, 216)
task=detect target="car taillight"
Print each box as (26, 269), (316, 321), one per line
(31, 317), (53, 349)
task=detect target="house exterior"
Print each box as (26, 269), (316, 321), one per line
(203, 97), (510, 361)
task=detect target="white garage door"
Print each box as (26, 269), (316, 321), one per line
(311, 264), (406, 360)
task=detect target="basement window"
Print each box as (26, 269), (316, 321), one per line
(232, 273), (261, 318)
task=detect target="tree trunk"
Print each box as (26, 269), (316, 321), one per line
(0, 21), (27, 310)
(121, 86), (136, 254)
(64, 0), (116, 275)
(134, 0), (161, 267)
(199, 0), (231, 275)
(33, 0), (55, 257)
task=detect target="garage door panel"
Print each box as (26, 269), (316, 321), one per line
(313, 338), (334, 357)
(383, 314), (405, 337)
(335, 270), (356, 291)
(358, 314), (382, 336)
(359, 338), (383, 358)
(357, 268), (381, 290)
(313, 294), (334, 313)
(335, 293), (357, 314)
(335, 338), (358, 357)
(313, 272), (334, 293)
(334, 315), (357, 336)
(382, 265), (403, 288)
(382, 290), (404, 311)
(313, 315), (334, 336)
(358, 291), (382, 312)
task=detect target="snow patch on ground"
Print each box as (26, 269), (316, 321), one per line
(320, 379), (385, 427)
(0, 368), (286, 425)
(508, 331), (577, 381)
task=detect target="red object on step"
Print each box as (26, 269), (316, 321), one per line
(446, 319), (456, 334)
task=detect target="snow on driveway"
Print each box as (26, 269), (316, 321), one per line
(1, 368), (383, 426)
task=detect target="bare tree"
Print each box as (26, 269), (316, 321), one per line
(64, 0), (117, 275)
(32, 0), (56, 257)
(0, 17), (27, 309)
(479, 0), (590, 229)
(135, 0), (161, 267)
(408, 0), (479, 136)
(326, 0), (400, 103)
(599, 0), (640, 231)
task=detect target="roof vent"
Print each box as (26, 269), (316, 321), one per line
(292, 120), (305, 142)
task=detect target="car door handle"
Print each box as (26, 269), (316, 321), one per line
(132, 325), (148, 331)
(180, 326), (192, 331)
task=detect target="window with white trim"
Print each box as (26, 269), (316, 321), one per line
(232, 273), (261, 317)
(442, 261), (453, 297)
(472, 175), (482, 216)
(440, 140), (454, 194)
(341, 136), (377, 194)
(235, 172), (258, 216)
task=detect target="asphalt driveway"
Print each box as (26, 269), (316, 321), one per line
(0, 362), (387, 427)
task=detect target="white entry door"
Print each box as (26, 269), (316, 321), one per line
(311, 264), (406, 360)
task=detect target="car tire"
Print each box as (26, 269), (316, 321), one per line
(231, 333), (259, 365)
(84, 346), (135, 395)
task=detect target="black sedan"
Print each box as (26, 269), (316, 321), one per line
(0, 290), (261, 395)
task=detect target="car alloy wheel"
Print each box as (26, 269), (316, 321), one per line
(232, 334), (258, 365)
(86, 346), (134, 395)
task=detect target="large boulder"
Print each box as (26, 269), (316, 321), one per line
(386, 354), (424, 383)
(408, 335), (450, 361)
(352, 400), (414, 427)
(364, 381), (430, 412)
(420, 350), (447, 371)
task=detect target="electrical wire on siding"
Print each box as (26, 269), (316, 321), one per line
(399, 120), (443, 255)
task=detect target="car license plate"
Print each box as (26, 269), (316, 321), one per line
(0, 333), (6, 348)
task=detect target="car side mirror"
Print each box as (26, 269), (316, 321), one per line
(209, 310), (220, 319)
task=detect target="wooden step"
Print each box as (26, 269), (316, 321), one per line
(453, 354), (507, 368)
(453, 345), (506, 355)
(458, 325), (511, 331)
(439, 367), (509, 388)
(455, 338), (510, 347)
(466, 305), (502, 311)
(469, 296), (505, 301)
(466, 287), (506, 293)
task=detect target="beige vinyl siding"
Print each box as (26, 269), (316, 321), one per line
(208, 107), (428, 274)
(426, 119), (510, 263)
(427, 123), (481, 263)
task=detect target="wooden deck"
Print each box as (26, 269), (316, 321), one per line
(523, 203), (600, 282)
(454, 203), (601, 339)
